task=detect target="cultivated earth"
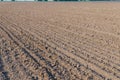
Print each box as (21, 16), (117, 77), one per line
(0, 2), (120, 80)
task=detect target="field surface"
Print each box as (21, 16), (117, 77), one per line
(0, 2), (120, 80)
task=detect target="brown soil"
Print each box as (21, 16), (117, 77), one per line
(0, 2), (120, 80)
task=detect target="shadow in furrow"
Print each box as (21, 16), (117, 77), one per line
(0, 55), (10, 80)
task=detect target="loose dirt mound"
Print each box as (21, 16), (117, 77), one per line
(0, 2), (120, 80)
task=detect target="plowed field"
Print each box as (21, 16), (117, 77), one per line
(0, 2), (120, 80)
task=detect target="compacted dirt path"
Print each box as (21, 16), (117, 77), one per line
(0, 2), (120, 80)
